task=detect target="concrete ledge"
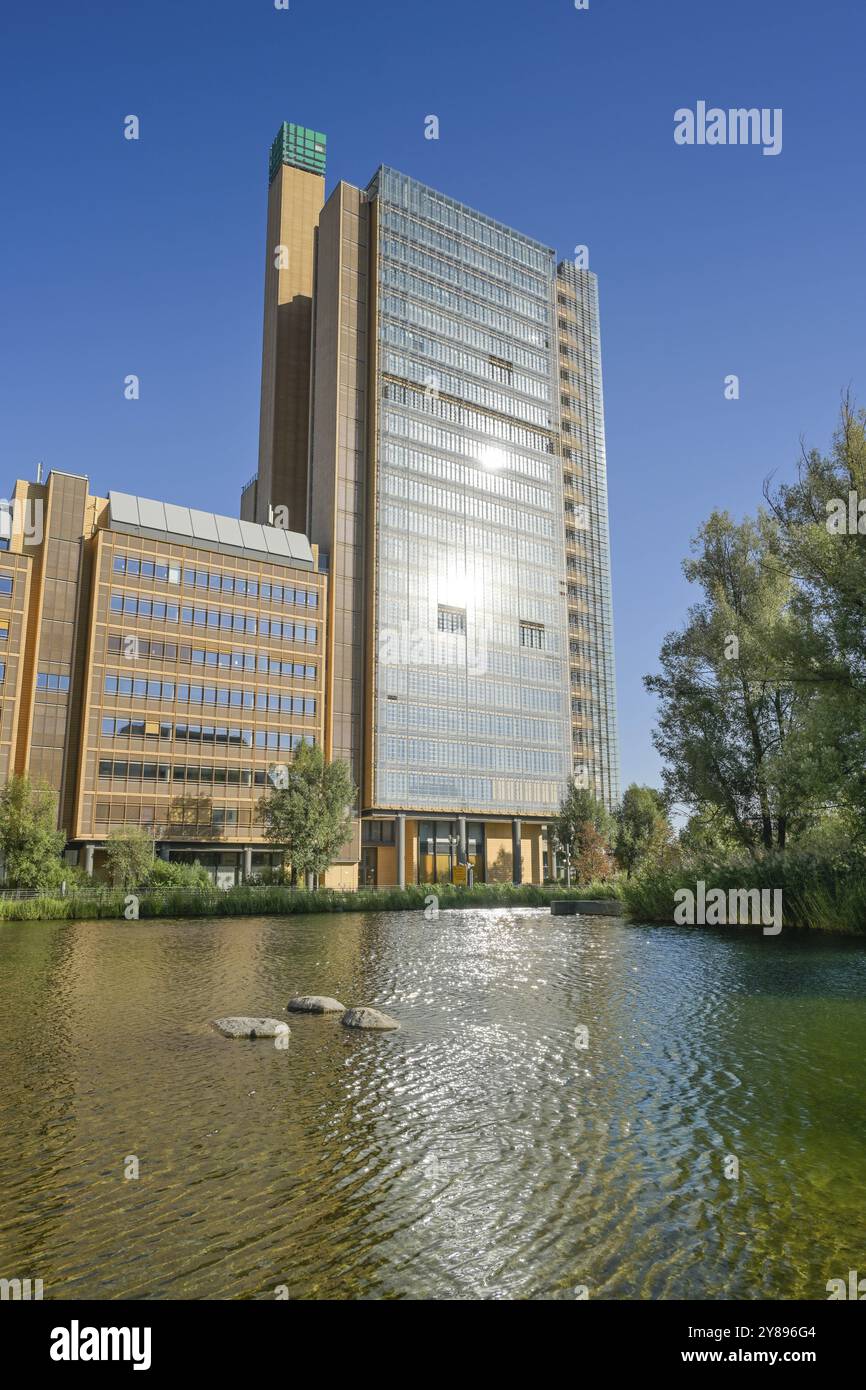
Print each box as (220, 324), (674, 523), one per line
(551, 899), (622, 916)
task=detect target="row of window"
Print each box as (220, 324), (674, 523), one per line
(383, 383), (554, 455)
(383, 442), (552, 511)
(111, 556), (318, 607)
(383, 238), (549, 325)
(390, 666), (565, 713)
(378, 171), (552, 275)
(101, 716), (314, 750)
(103, 674), (316, 715)
(109, 594), (318, 643)
(94, 801), (239, 829)
(106, 633), (317, 679)
(98, 760), (275, 787)
(383, 472), (553, 538)
(382, 736), (566, 775)
(380, 322), (550, 402)
(384, 352), (552, 428)
(381, 265), (548, 350)
(383, 411), (552, 482)
(381, 504), (558, 571)
(380, 208), (548, 299)
(37, 672), (70, 692)
(381, 295), (551, 378)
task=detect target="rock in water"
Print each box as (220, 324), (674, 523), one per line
(213, 1017), (290, 1039)
(341, 1007), (400, 1031)
(287, 995), (346, 1014)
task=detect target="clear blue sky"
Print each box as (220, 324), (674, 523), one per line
(2, 0), (864, 793)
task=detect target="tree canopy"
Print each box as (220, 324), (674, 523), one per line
(258, 743), (355, 881)
(0, 775), (66, 892)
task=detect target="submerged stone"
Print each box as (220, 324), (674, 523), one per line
(341, 1007), (400, 1031)
(213, 1017), (290, 1039)
(287, 995), (346, 1014)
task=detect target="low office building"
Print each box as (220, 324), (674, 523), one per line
(0, 472), (332, 884)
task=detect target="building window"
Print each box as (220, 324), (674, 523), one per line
(363, 821), (396, 844)
(36, 672), (70, 692)
(0, 575), (12, 595)
(520, 622), (544, 650)
(437, 605), (466, 634)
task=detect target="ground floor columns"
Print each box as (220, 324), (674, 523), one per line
(396, 814), (406, 888)
(243, 846), (252, 881)
(512, 818), (522, 885)
(83, 844), (94, 877)
(458, 816), (467, 865)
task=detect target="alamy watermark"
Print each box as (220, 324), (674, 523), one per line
(674, 103), (782, 157)
(827, 1270), (866, 1299)
(0, 497), (43, 545)
(1, 1276), (43, 1300)
(674, 880), (782, 935)
(826, 491), (866, 534)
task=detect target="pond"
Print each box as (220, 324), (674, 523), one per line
(0, 908), (864, 1299)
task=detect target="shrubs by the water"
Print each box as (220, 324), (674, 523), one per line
(620, 852), (866, 934)
(0, 878), (621, 923)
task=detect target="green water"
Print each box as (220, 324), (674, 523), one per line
(0, 908), (864, 1300)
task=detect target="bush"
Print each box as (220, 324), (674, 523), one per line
(619, 851), (866, 933)
(145, 858), (212, 889)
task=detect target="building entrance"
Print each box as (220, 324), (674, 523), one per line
(417, 821), (485, 884)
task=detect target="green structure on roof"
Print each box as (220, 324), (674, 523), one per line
(269, 122), (327, 182)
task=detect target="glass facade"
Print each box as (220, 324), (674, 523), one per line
(557, 262), (621, 808)
(368, 168), (572, 816)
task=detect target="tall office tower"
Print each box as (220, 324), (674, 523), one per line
(248, 124), (621, 885)
(242, 123), (326, 531)
(556, 262), (620, 810)
(309, 167), (577, 885)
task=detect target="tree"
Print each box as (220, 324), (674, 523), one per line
(553, 784), (612, 881)
(613, 785), (672, 877)
(678, 805), (741, 859)
(258, 743), (355, 883)
(764, 396), (866, 839)
(105, 827), (154, 889)
(0, 775), (66, 891)
(573, 823), (612, 882)
(644, 510), (822, 853)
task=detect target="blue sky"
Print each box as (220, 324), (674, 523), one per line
(2, 0), (864, 792)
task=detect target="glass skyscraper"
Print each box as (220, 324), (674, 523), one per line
(370, 167), (572, 817)
(251, 126), (620, 886)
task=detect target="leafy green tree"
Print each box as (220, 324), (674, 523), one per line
(0, 775), (66, 891)
(644, 510), (822, 853)
(613, 785), (672, 878)
(552, 784), (612, 881)
(678, 805), (741, 858)
(105, 827), (154, 889)
(258, 743), (355, 883)
(765, 396), (866, 838)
